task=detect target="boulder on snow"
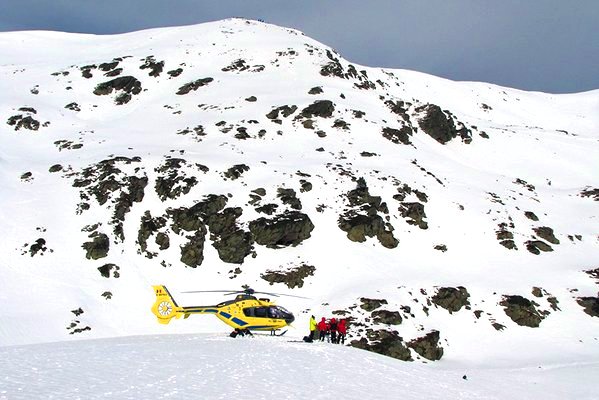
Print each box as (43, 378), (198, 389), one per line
(431, 287), (470, 313)
(500, 295), (544, 327)
(249, 211), (314, 248)
(408, 330), (444, 361)
(260, 263), (316, 289)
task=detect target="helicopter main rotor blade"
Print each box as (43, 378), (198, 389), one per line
(253, 291), (310, 299)
(181, 289), (241, 294)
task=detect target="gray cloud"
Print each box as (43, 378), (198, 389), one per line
(0, 0), (597, 93)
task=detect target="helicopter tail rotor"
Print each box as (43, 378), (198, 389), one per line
(151, 285), (183, 324)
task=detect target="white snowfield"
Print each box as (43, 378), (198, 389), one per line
(0, 17), (598, 399)
(1, 334), (598, 400)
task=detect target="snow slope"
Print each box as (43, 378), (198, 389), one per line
(0, 18), (598, 371)
(1, 334), (598, 400)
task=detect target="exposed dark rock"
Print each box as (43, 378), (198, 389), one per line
(138, 211), (168, 257)
(399, 202), (428, 229)
(28, 238), (47, 257)
(155, 232), (170, 250)
(408, 330), (443, 361)
(382, 126), (412, 145)
(500, 295), (544, 327)
(20, 172), (33, 181)
(245, 96), (257, 102)
(300, 100), (335, 119)
(256, 203), (278, 215)
(252, 188), (267, 196)
(222, 59), (264, 73)
(524, 211), (539, 221)
(585, 268), (599, 284)
(176, 78), (214, 95)
(580, 188), (599, 201)
(105, 68), (123, 77)
(576, 296), (599, 317)
(277, 188), (302, 210)
(7, 114), (40, 131)
(98, 61), (119, 71)
(299, 180), (312, 193)
(249, 211), (314, 248)
(308, 86), (323, 95)
(49, 164), (63, 173)
(338, 178), (398, 248)
(433, 244), (447, 252)
(416, 104), (471, 144)
(533, 226), (560, 245)
(223, 164), (249, 180)
(371, 310), (402, 325)
(139, 56), (164, 77)
(101, 291), (113, 300)
(261, 263), (316, 288)
(180, 230), (207, 268)
(333, 119), (349, 130)
(82, 232), (110, 260)
(97, 263), (120, 278)
(167, 68), (183, 78)
(65, 102), (81, 112)
(360, 298), (388, 312)
(93, 76), (142, 104)
(154, 158), (207, 201)
(514, 178), (535, 192)
(266, 105), (297, 120)
(431, 287), (470, 313)
(525, 240), (553, 255)
(350, 330), (412, 361)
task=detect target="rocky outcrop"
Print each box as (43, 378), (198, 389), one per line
(431, 287), (470, 313)
(82, 232), (110, 260)
(576, 296), (599, 317)
(398, 202), (428, 230)
(359, 298), (388, 312)
(93, 76), (142, 104)
(299, 100), (335, 119)
(97, 263), (120, 278)
(533, 226), (560, 245)
(350, 330), (412, 361)
(338, 178), (398, 248)
(176, 77), (214, 95)
(408, 330), (443, 361)
(261, 263), (315, 288)
(500, 295), (544, 327)
(249, 211), (314, 248)
(415, 104), (471, 144)
(371, 310), (402, 325)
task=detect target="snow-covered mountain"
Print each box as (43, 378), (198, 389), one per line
(1, 18), (598, 368)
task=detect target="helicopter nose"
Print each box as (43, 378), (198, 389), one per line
(286, 314), (295, 324)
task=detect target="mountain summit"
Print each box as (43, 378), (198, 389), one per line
(1, 18), (598, 364)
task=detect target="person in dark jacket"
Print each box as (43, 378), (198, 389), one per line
(337, 319), (347, 344)
(317, 317), (327, 341)
(329, 317), (338, 344)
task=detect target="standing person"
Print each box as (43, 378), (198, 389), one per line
(329, 317), (338, 344)
(317, 317), (327, 341)
(337, 319), (347, 345)
(308, 315), (317, 341)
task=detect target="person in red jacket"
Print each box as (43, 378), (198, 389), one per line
(337, 319), (347, 344)
(329, 317), (338, 344)
(317, 317), (327, 341)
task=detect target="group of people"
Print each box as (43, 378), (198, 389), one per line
(307, 315), (347, 344)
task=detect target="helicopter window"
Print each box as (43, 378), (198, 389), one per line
(254, 307), (269, 318)
(243, 308), (255, 317)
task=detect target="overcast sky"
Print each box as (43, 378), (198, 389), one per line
(1, 0), (597, 94)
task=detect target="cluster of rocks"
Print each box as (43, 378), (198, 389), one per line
(221, 58), (265, 73)
(431, 287), (471, 313)
(500, 295), (544, 327)
(338, 178), (398, 248)
(66, 308), (91, 335)
(93, 76), (143, 105)
(154, 158), (208, 201)
(72, 156), (148, 241)
(139, 55), (165, 77)
(319, 50), (375, 90)
(176, 77), (214, 95)
(6, 107), (43, 131)
(415, 104), (473, 144)
(260, 263), (315, 288)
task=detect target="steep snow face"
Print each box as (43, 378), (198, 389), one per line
(1, 334), (598, 400)
(0, 18), (598, 366)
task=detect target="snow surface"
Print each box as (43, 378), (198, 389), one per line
(1, 334), (598, 400)
(0, 17), (598, 397)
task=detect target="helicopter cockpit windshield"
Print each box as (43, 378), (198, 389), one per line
(244, 305), (294, 323)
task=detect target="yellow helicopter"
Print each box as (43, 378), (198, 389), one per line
(151, 285), (304, 336)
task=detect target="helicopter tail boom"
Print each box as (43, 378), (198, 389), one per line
(151, 285), (184, 324)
